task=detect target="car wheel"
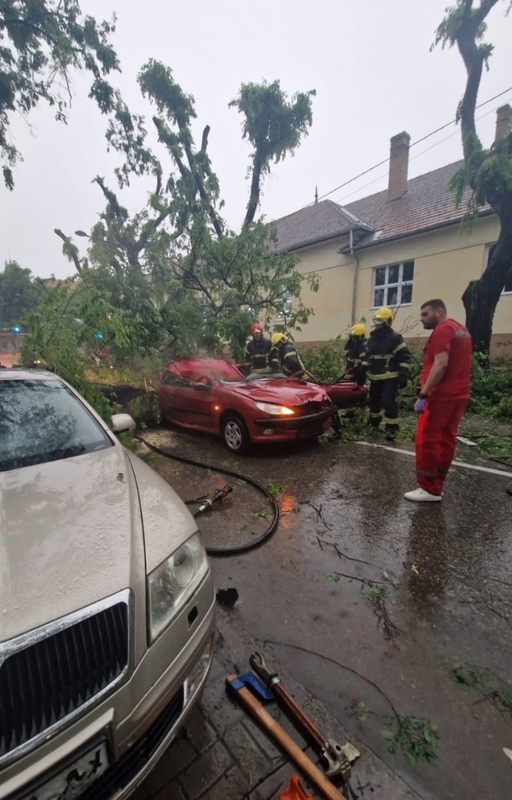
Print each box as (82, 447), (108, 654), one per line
(222, 414), (250, 454)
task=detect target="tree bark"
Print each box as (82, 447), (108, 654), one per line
(462, 226), (512, 354)
(243, 153), (263, 228)
(449, 0), (510, 355)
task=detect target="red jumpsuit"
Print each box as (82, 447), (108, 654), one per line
(416, 319), (472, 496)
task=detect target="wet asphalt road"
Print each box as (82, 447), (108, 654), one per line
(139, 424), (512, 800)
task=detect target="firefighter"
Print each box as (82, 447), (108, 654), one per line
(243, 322), (271, 374)
(269, 333), (306, 378)
(365, 307), (410, 441)
(345, 323), (367, 385)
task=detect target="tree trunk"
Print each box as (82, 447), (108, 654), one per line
(244, 153), (263, 229)
(462, 225), (512, 354)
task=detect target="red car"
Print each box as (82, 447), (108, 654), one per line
(158, 358), (336, 453)
(323, 379), (367, 409)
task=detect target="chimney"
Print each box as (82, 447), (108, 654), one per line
(388, 131), (410, 202)
(495, 104), (512, 142)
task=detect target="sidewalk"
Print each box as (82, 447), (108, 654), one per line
(135, 608), (430, 800)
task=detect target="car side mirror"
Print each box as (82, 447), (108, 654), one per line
(111, 413), (136, 433)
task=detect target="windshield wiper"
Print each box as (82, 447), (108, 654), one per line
(52, 443), (87, 459)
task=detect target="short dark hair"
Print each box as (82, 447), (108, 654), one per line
(421, 299), (446, 312)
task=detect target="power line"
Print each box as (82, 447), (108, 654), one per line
(312, 86), (512, 205)
(333, 101), (503, 205)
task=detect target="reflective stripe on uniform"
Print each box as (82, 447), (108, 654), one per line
(368, 371), (399, 381)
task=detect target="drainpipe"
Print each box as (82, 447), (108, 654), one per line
(349, 228), (359, 325)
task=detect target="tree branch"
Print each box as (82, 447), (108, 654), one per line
(243, 152), (264, 228)
(54, 229), (85, 275)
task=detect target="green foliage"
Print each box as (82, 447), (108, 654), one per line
(229, 80), (315, 226)
(267, 480), (283, 498)
(0, 0), (119, 188)
(20, 283), (144, 418)
(0, 261), (46, 326)
(121, 393), (160, 427)
(448, 662), (512, 718)
(301, 337), (347, 382)
(362, 584), (390, 603)
(469, 353), (512, 419)
(55, 62), (319, 360)
(380, 715), (439, 767)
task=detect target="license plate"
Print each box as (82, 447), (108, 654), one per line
(22, 740), (109, 800)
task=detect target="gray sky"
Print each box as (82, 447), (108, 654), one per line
(1, 0), (511, 279)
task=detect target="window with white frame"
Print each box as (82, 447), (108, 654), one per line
(487, 244), (512, 294)
(372, 260), (414, 308)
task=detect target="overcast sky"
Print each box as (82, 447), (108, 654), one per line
(1, 0), (511, 279)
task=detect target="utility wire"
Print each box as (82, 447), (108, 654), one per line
(311, 86), (512, 205)
(334, 101), (503, 205)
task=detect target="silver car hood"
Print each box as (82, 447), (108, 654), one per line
(0, 446), (143, 641)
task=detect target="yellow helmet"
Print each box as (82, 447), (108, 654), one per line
(271, 332), (287, 346)
(373, 307), (393, 324)
(350, 323), (367, 337)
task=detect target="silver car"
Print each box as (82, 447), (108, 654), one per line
(0, 369), (215, 799)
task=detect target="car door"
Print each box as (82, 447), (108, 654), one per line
(177, 377), (216, 430)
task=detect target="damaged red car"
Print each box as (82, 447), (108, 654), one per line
(158, 358), (336, 453)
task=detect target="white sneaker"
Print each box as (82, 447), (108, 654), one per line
(404, 487), (442, 502)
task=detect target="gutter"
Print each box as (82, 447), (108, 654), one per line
(349, 229), (359, 325)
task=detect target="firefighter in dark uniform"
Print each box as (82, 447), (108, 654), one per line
(270, 333), (343, 437)
(345, 323), (367, 385)
(269, 333), (306, 377)
(243, 323), (271, 374)
(365, 307), (410, 441)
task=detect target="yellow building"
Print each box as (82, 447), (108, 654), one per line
(273, 106), (512, 359)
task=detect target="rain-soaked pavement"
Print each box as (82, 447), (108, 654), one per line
(138, 423), (512, 800)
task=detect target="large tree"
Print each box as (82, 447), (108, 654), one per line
(0, 260), (45, 325)
(55, 62), (318, 359)
(434, 0), (512, 355)
(0, 0), (119, 189)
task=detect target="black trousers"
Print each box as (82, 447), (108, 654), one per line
(369, 378), (400, 432)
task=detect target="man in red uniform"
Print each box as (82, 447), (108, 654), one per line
(404, 299), (472, 502)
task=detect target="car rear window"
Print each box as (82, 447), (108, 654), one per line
(0, 379), (113, 471)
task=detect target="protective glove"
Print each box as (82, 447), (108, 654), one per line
(398, 374), (408, 390)
(414, 395), (428, 414)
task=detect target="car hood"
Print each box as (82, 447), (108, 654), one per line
(226, 379), (330, 405)
(0, 446), (144, 641)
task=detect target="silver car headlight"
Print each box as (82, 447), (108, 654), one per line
(147, 532), (209, 643)
(254, 401), (295, 416)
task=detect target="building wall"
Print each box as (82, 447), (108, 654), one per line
(294, 216), (511, 357)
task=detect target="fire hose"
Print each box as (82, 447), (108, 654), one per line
(135, 435), (280, 556)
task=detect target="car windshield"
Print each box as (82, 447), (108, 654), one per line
(0, 379), (113, 472)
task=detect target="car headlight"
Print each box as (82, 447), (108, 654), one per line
(147, 532), (209, 643)
(254, 401), (295, 416)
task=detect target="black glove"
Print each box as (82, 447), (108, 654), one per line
(398, 374), (408, 390)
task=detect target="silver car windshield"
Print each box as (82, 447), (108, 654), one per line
(0, 379), (113, 471)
